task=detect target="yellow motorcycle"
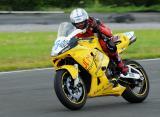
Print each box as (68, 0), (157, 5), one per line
(51, 22), (149, 110)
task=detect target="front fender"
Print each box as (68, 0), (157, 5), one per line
(56, 65), (78, 79)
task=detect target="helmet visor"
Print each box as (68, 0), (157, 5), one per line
(74, 21), (87, 29)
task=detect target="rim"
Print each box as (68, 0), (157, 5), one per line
(61, 72), (86, 104)
(128, 64), (148, 96)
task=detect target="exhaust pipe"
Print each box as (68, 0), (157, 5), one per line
(124, 31), (136, 45)
(129, 35), (136, 45)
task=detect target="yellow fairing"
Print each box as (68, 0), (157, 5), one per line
(115, 33), (130, 54)
(57, 65), (78, 79)
(52, 33), (129, 97)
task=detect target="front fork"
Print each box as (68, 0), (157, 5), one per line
(74, 64), (80, 87)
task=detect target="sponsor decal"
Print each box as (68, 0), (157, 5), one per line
(82, 55), (94, 70)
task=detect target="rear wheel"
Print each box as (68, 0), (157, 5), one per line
(121, 60), (149, 103)
(54, 70), (87, 110)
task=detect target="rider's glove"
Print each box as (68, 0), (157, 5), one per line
(101, 34), (110, 42)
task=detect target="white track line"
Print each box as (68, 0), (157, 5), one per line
(0, 68), (53, 75)
(0, 58), (160, 75)
(136, 58), (160, 62)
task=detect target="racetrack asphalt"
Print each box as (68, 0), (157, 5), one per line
(0, 59), (160, 117)
(0, 12), (160, 32)
(0, 22), (160, 32)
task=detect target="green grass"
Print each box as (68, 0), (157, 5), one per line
(0, 32), (56, 71)
(116, 29), (160, 59)
(42, 5), (160, 13)
(0, 29), (160, 71)
(85, 5), (160, 13)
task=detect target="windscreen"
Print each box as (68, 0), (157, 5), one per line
(51, 22), (85, 56)
(57, 22), (76, 37)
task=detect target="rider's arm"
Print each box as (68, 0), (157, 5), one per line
(89, 17), (113, 38)
(90, 18), (117, 53)
(98, 24), (113, 38)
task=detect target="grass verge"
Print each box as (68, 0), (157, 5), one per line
(118, 29), (160, 59)
(0, 29), (159, 71)
(0, 32), (56, 71)
(42, 5), (160, 13)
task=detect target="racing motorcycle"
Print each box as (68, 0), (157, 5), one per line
(51, 22), (149, 110)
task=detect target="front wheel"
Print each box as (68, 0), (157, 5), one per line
(54, 69), (87, 110)
(121, 60), (150, 103)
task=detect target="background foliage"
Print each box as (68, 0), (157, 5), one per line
(0, 0), (160, 10)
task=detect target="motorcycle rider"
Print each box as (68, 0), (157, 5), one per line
(70, 8), (128, 75)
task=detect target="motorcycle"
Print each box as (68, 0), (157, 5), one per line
(51, 22), (149, 110)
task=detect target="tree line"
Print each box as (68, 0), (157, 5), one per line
(0, 0), (160, 10)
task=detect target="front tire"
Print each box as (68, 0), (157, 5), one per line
(54, 70), (87, 110)
(122, 60), (150, 103)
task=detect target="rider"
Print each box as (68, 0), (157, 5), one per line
(70, 8), (128, 75)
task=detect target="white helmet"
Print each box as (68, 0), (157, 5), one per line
(70, 8), (89, 29)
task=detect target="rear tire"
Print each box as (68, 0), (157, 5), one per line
(54, 70), (87, 110)
(122, 60), (149, 103)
